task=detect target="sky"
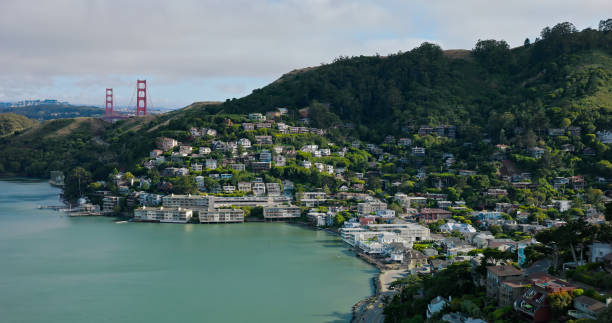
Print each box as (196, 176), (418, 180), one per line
(0, 0), (610, 109)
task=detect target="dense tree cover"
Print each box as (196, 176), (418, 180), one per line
(220, 21), (612, 144)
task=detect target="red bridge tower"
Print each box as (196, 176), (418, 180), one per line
(136, 80), (147, 116)
(105, 88), (113, 116)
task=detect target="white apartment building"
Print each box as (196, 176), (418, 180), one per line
(199, 208), (244, 223)
(263, 205), (301, 220)
(134, 206), (193, 223)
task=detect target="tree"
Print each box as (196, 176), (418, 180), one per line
(599, 18), (612, 32)
(473, 39), (512, 72)
(524, 38), (531, 47)
(547, 291), (573, 318)
(605, 202), (612, 222)
(64, 167), (92, 200)
(560, 117), (571, 128)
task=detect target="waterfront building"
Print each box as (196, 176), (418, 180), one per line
(134, 206), (193, 223)
(163, 194), (212, 209)
(199, 208), (244, 223)
(263, 205), (301, 220)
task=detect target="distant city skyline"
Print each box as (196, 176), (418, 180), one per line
(0, 0), (610, 108)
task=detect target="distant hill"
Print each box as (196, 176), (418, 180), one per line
(0, 104), (104, 120)
(0, 113), (37, 136)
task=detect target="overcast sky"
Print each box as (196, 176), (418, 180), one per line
(0, 0), (610, 108)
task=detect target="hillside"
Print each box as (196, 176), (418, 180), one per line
(0, 21), (611, 187)
(0, 113), (37, 136)
(0, 103), (104, 120)
(216, 23), (611, 143)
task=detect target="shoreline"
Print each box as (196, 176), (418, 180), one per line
(14, 178), (384, 322)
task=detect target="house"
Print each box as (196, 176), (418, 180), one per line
(238, 182), (252, 192)
(514, 274), (576, 322)
(298, 192), (327, 207)
(265, 183), (282, 196)
(251, 162), (271, 172)
(205, 159), (217, 169)
(570, 176), (586, 190)
(150, 149), (163, 158)
(231, 163), (245, 171)
(552, 199), (571, 212)
(589, 242), (612, 263)
(403, 249), (428, 269)
(162, 167), (179, 177)
(199, 147), (211, 155)
(301, 160), (311, 168)
(273, 155), (286, 166)
(252, 182), (266, 196)
(486, 188), (508, 197)
(177, 167), (190, 176)
(426, 296), (450, 319)
(418, 208), (452, 223)
(486, 265), (524, 301)
(418, 126), (434, 136)
(237, 138), (251, 148)
(255, 135), (273, 145)
(567, 126), (581, 136)
(499, 279), (530, 307)
(596, 130), (612, 144)
(242, 122), (254, 130)
(222, 185), (236, 193)
(158, 137), (178, 151)
(179, 145), (193, 155)
(569, 296), (607, 320)
(412, 147), (426, 157)
(530, 147), (546, 159)
(548, 128), (565, 136)
(552, 177), (569, 189)
(357, 201), (387, 216)
(308, 210), (327, 227)
(440, 222), (476, 234)
(376, 209), (396, 219)
(398, 138), (412, 146)
(191, 163), (203, 172)
(248, 113), (266, 121)
(203, 128), (217, 137)
(259, 150), (272, 162)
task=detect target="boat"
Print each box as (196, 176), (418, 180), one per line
(115, 221), (128, 224)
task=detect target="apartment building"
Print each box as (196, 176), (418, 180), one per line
(134, 206), (193, 223)
(199, 208), (244, 223)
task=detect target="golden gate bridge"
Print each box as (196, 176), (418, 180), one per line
(101, 79), (151, 122)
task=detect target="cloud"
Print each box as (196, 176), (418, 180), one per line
(0, 0), (609, 106)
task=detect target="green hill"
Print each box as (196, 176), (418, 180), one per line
(0, 113), (37, 136)
(215, 22), (612, 143)
(0, 20), (611, 185)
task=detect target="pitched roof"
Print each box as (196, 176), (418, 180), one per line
(574, 296), (606, 313)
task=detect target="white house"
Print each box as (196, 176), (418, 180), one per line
(426, 296), (450, 319)
(205, 159), (217, 169)
(440, 222), (477, 234)
(238, 138), (251, 148)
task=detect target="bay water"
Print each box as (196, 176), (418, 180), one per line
(0, 179), (376, 322)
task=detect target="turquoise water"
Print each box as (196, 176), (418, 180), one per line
(0, 179), (376, 323)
